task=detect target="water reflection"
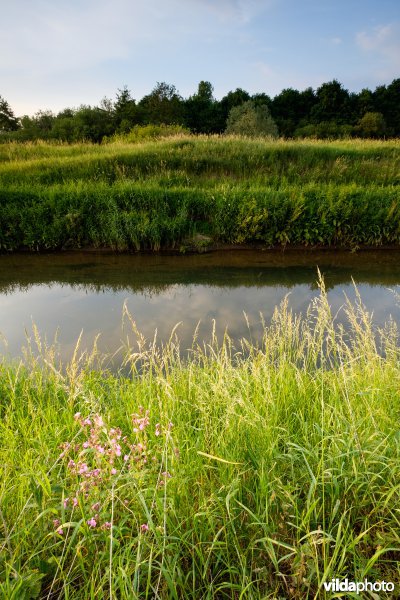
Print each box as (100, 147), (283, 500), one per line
(1, 250), (399, 362)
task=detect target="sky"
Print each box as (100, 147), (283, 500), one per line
(1, 0), (399, 116)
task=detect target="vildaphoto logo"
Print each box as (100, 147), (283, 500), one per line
(323, 578), (395, 594)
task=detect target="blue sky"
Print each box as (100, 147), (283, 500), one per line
(1, 0), (399, 116)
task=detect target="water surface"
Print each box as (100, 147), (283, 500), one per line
(1, 250), (400, 363)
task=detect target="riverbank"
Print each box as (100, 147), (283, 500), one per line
(0, 287), (399, 598)
(0, 136), (399, 252)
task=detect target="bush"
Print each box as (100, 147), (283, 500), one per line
(107, 123), (191, 144)
(225, 101), (278, 138)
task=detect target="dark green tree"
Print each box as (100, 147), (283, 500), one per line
(374, 79), (400, 136)
(310, 80), (351, 124)
(185, 81), (219, 133)
(0, 95), (19, 131)
(139, 82), (185, 125)
(113, 86), (141, 132)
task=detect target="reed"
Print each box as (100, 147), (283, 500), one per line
(0, 137), (399, 251)
(0, 283), (399, 598)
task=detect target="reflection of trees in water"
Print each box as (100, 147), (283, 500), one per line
(1, 265), (400, 296)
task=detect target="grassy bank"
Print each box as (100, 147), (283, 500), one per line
(0, 285), (399, 598)
(0, 137), (399, 251)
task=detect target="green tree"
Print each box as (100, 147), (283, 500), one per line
(271, 87), (316, 137)
(310, 80), (351, 124)
(185, 81), (219, 133)
(218, 88), (251, 130)
(0, 95), (19, 131)
(225, 101), (278, 138)
(113, 86), (140, 132)
(355, 112), (386, 138)
(139, 82), (185, 125)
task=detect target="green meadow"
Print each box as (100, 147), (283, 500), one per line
(0, 285), (399, 598)
(0, 136), (399, 251)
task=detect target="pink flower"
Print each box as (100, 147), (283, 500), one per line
(111, 468), (117, 475)
(63, 498), (69, 508)
(83, 418), (92, 427)
(102, 522), (112, 530)
(95, 445), (105, 454)
(140, 523), (149, 532)
(56, 527), (64, 535)
(155, 424), (161, 436)
(53, 519), (60, 527)
(87, 517), (97, 528)
(94, 415), (104, 428)
(123, 454), (129, 462)
(74, 412), (81, 420)
(72, 497), (78, 507)
(67, 459), (76, 469)
(82, 441), (90, 449)
(91, 502), (100, 511)
(79, 463), (88, 474)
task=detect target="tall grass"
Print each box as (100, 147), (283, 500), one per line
(0, 283), (399, 598)
(0, 137), (399, 251)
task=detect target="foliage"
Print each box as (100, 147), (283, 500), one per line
(139, 82), (185, 126)
(107, 123), (191, 144)
(2, 77), (400, 142)
(0, 137), (398, 251)
(0, 95), (19, 132)
(355, 111), (387, 138)
(225, 101), (278, 138)
(0, 288), (399, 597)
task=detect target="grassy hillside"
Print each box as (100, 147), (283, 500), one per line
(0, 286), (399, 598)
(0, 136), (399, 251)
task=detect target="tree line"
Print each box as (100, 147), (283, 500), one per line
(1, 78), (399, 142)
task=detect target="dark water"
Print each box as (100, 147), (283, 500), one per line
(1, 250), (400, 362)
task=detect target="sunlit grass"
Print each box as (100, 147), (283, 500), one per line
(0, 281), (399, 598)
(0, 137), (399, 251)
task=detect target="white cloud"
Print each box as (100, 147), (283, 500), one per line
(189, 0), (275, 23)
(356, 23), (400, 71)
(330, 37), (342, 46)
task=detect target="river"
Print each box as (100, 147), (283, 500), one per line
(1, 250), (400, 363)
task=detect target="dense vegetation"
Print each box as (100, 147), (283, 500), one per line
(0, 286), (399, 598)
(0, 136), (399, 252)
(1, 78), (399, 142)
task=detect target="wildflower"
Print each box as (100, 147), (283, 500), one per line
(74, 412), (81, 420)
(82, 418), (92, 427)
(123, 454), (129, 462)
(95, 445), (105, 454)
(140, 523), (149, 532)
(82, 441), (90, 449)
(102, 522), (112, 530)
(79, 463), (88, 474)
(53, 519), (61, 527)
(162, 471), (172, 478)
(72, 497), (78, 507)
(56, 527), (64, 535)
(87, 517), (97, 528)
(91, 502), (100, 511)
(111, 468), (117, 475)
(67, 459), (76, 469)
(63, 497), (69, 508)
(94, 415), (104, 428)
(155, 423), (161, 436)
